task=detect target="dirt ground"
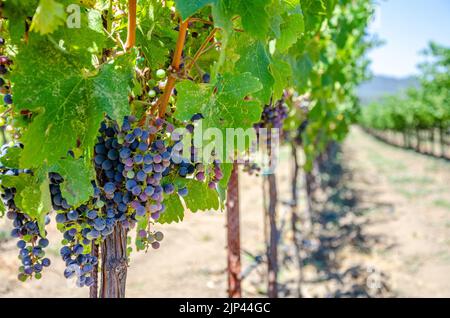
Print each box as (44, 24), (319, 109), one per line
(0, 126), (449, 298)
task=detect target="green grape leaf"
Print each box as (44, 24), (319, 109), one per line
(175, 72), (263, 156)
(184, 180), (219, 212)
(22, 178), (52, 238)
(324, 0), (338, 18)
(174, 0), (218, 20)
(292, 53), (313, 92)
(30, 0), (66, 35)
(0, 146), (22, 169)
(212, 0), (270, 39)
(268, 1), (283, 39)
(2, 0), (39, 43)
(217, 162), (233, 209)
(211, 0), (233, 32)
(136, 1), (177, 71)
(12, 40), (134, 169)
(234, 0), (271, 40)
(277, 12), (304, 52)
(158, 194), (185, 224)
(50, 157), (94, 207)
(271, 57), (292, 100)
(1, 173), (51, 237)
(50, 7), (107, 64)
(236, 40), (274, 104)
(302, 0), (327, 33)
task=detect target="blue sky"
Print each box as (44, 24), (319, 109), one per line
(368, 0), (450, 78)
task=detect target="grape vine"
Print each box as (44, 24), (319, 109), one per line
(0, 0), (374, 297)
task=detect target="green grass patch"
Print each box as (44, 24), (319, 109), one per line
(433, 199), (450, 210)
(0, 230), (9, 241)
(367, 150), (406, 172)
(396, 187), (435, 199)
(389, 175), (434, 185)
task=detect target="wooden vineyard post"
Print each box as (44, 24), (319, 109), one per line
(226, 161), (242, 298)
(89, 242), (99, 298)
(439, 125), (445, 157)
(266, 173), (278, 298)
(99, 224), (128, 298)
(290, 142), (303, 297)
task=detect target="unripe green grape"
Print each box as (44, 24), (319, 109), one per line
(148, 89), (157, 98)
(156, 69), (166, 79)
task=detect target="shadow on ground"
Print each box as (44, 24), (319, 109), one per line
(298, 143), (393, 297)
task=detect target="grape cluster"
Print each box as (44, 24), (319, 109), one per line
(1, 110), (224, 286)
(50, 173), (99, 287)
(0, 144), (51, 282)
(193, 160), (223, 189)
(95, 115), (174, 223)
(186, 113), (224, 189)
(0, 36), (13, 107)
(242, 100), (289, 175)
(242, 160), (261, 176)
(137, 228), (164, 250)
(254, 100), (289, 131)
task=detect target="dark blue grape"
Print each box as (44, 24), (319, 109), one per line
(17, 240), (26, 249)
(178, 187), (188, 197)
(38, 238), (49, 248)
(107, 149), (119, 160)
(138, 142), (148, 152)
(134, 154), (143, 164)
(104, 182), (116, 194)
(95, 144), (107, 154)
(94, 155), (106, 166)
(163, 184), (175, 194)
(3, 94), (12, 106)
(101, 160), (113, 170)
(67, 210), (79, 221)
(202, 73), (210, 83)
(119, 148), (131, 159)
(87, 210), (97, 219)
(42, 258), (51, 267)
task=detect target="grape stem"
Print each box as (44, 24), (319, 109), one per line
(125, 0), (137, 50)
(0, 107), (12, 118)
(186, 28), (218, 73)
(156, 18), (189, 118)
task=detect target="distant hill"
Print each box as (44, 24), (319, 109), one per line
(357, 75), (419, 105)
